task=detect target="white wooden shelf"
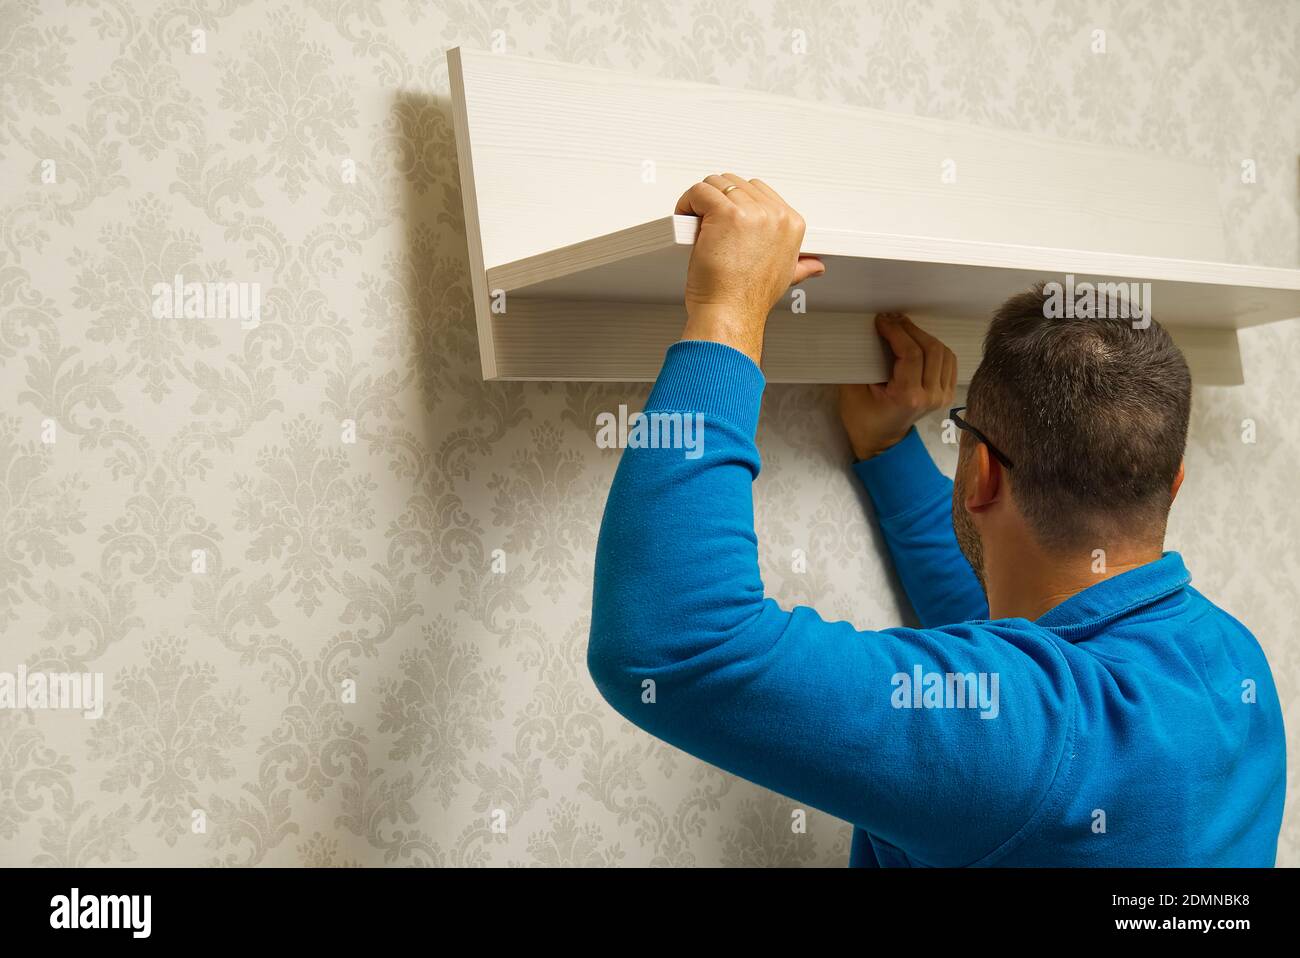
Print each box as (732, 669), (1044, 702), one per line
(448, 48), (1300, 385)
(491, 214), (1300, 325)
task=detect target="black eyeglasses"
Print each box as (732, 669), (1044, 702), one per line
(949, 407), (1015, 469)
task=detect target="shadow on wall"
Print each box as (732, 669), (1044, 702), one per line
(395, 85), (624, 642)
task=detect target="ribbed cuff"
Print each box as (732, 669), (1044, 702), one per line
(851, 426), (951, 519)
(645, 340), (766, 437)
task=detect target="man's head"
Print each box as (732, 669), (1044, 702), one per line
(953, 284), (1192, 585)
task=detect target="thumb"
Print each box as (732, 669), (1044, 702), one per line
(791, 255), (825, 285)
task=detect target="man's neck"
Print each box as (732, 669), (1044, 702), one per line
(984, 539), (1163, 622)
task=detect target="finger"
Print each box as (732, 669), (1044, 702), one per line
(791, 255), (825, 284)
(674, 180), (733, 218)
(899, 317), (946, 394)
(875, 313), (923, 393)
(745, 177), (787, 207)
(705, 173), (759, 208)
(939, 348), (956, 403)
(718, 171), (759, 197)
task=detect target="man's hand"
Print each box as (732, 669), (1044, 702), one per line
(675, 173), (825, 364)
(839, 313), (958, 460)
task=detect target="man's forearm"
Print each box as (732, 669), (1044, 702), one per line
(854, 428), (989, 627)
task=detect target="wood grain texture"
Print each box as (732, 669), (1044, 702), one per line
(491, 300), (1244, 386)
(491, 215), (1300, 330)
(450, 48), (1229, 268)
(447, 47), (1290, 383)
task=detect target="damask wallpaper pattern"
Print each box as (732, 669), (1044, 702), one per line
(1, 0), (1296, 867)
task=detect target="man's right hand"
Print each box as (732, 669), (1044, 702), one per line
(839, 313), (958, 460)
(674, 174), (824, 365)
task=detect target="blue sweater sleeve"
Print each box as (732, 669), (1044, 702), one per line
(588, 341), (1075, 866)
(852, 428), (989, 627)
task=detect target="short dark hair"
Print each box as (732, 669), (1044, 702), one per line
(965, 284), (1191, 550)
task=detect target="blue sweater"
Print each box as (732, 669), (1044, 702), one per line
(588, 340), (1286, 866)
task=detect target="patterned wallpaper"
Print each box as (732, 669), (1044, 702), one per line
(1, 0), (1296, 867)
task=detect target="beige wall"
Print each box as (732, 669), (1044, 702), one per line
(1, 0), (1295, 866)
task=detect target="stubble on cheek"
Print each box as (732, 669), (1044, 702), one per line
(952, 464), (986, 592)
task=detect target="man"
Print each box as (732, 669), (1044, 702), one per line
(587, 173), (1286, 866)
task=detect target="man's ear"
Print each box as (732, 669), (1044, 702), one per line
(1171, 460), (1185, 501)
(964, 443), (1002, 513)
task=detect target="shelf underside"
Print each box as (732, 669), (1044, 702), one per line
(488, 216), (1300, 331)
